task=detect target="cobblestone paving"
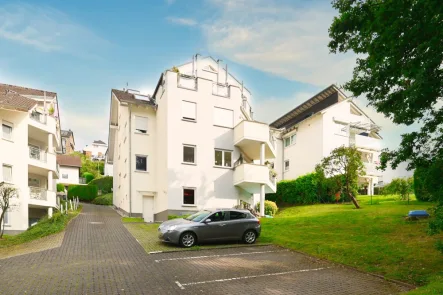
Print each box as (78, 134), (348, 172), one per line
(0, 231), (64, 260)
(0, 204), (414, 295)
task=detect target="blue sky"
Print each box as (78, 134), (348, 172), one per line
(0, 0), (415, 180)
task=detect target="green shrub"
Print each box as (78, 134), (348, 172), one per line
(56, 183), (65, 192)
(255, 200), (278, 216)
(83, 172), (95, 184)
(92, 193), (113, 205)
(414, 167), (433, 201)
(88, 176), (113, 194)
(68, 185), (98, 202)
(266, 173), (322, 205)
(168, 214), (190, 220)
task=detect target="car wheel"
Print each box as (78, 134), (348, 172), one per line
(243, 230), (257, 244)
(180, 232), (196, 248)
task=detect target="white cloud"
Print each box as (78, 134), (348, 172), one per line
(167, 17), (197, 27)
(0, 3), (108, 57)
(165, 0), (176, 5)
(202, 0), (356, 87)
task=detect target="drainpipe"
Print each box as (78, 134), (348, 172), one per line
(129, 106), (132, 216)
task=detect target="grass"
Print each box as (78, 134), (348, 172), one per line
(168, 214), (190, 220)
(0, 205), (82, 248)
(260, 195), (443, 293)
(121, 217), (145, 223)
(92, 193), (113, 205)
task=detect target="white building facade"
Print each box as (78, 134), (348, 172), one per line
(56, 154), (82, 189)
(0, 83), (61, 234)
(107, 56), (277, 222)
(270, 85), (382, 195)
(83, 140), (107, 160)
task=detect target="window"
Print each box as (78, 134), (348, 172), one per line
(213, 107), (234, 128)
(182, 101), (196, 121)
(209, 211), (227, 222)
(2, 122), (12, 140)
(229, 211), (247, 220)
(62, 174), (68, 179)
(135, 155), (147, 171)
(2, 165), (12, 182)
(284, 160), (290, 171)
(28, 177), (40, 187)
(3, 210), (9, 225)
(284, 134), (296, 147)
(214, 149), (232, 167)
(135, 116), (148, 134)
(183, 145), (196, 164)
(183, 188), (195, 205)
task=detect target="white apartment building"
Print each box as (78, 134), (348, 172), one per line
(270, 85), (382, 195)
(57, 154), (83, 189)
(107, 56), (277, 222)
(0, 83), (61, 234)
(83, 140), (107, 161)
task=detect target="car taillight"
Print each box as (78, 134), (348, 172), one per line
(257, 219), (260, 225)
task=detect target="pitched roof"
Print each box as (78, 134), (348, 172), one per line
(0, 83), (57, 97)
(270, 85), (346, 129)
(112, 89), (156, 106)
(0, 89), (37, 112)
(56, 155), (82, 168)
(93, 140), (106, 145)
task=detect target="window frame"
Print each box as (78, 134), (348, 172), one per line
(134, 115), (149, 134)
(135, 155), (148, 172)
(182, 187), (196, 206)
(214, 149), (233, 168)
(62, 174), (68, 179)
(182, 144), (196, 165)
(284, 160), (290, 171)
(3, 210), (10, 226)
(2, 121), (13, 141)
(2, 164), (13, 183)
(284, 133), (296, 148)
(182, 100), (197, 122)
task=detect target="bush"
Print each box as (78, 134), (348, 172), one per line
(56, 183), (65, 192)
(83, 172), (95, 184)
(414, 167), (433, 201)
(88, 176), (113, 194)
(67, 185), (98, 202)
(92, 193), (113, 205)
(255, 200), (278, 216)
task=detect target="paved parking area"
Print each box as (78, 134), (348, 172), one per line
(0, 204), (413, 294)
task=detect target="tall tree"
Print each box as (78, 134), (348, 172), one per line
(328, 0), (443, 170)
(0, 182), (18, 238)
(316, 146), (365, 209)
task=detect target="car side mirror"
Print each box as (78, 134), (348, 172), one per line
(204, 219), (211, 223)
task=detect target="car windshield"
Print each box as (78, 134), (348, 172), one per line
(185, 210), (211, 222)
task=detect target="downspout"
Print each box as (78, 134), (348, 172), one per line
(129, 106), (132, 216)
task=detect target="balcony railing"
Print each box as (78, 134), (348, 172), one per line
(242, 99), (253, 120)
(355, 135), (381, 151)
(29, 112), (47, 124)
(212, 83), (229, 97)
(29, 187), (47, 201)
(177, 74), (197, 90)
(29, 146), (47, 162)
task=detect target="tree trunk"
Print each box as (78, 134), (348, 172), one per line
(0, 211), (5, 238)
(349, 192), (360, 209)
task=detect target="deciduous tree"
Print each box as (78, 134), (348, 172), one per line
(0, 182), (18, 238)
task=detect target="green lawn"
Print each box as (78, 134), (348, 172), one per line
(0, 206), (82, 248)
(260, 195), (443, 293)
(121, 217), (145, 223)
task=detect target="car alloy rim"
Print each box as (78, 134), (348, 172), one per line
(245, 232), (255, 243)
(182, 234), (194, 247)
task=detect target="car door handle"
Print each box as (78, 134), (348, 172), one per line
(219, 224), (226, 227)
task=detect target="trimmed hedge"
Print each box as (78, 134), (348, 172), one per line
(68, 184), (98, 202)
(255, 200), (278, 216)
(414, 167), (432, 201)
(83, 172), (95, 184)
(92, 193), (113, 205)
(56, 183), (65, 192)
(88, 176), (113, 194)
(414, 159), (443, 202)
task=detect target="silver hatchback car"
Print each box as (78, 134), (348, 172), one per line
(158, 209), (261, 247)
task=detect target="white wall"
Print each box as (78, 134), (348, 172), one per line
(84, 143), (107, 158)
(0, 110), (29, 231)
(58, 166), (80, 185)
(282, 114), (324, 180)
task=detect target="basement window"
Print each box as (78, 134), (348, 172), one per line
(284, 160), (290, 171)
(183, 188), (196, 206)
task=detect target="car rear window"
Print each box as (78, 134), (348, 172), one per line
(229, 211), (247, 220)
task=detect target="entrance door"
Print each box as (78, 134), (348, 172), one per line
(143, 196), (154, 223)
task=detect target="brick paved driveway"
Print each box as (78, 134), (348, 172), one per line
(0, 204), (413, 295)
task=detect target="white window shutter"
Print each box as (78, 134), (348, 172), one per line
(182, 101), (196, 120)
(135, 116), (148, 132)
(214, 107), (233, 128)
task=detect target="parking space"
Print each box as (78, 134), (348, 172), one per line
(154, 245), (413, 295)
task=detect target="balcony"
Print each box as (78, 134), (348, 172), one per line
(212, 83), (229, 97)
(28, 187), (56, 207)
(233, 163), (277, 194)
(234, 120), (276, 159)
(177, 74), (197, 90)
(241, 99), (253, 120)
(364, 162), (382, 177)
(355, 135), (381, 151)
(28, 146), (58, 177)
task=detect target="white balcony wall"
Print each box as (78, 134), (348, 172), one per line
(364, 162), (382, 176)
(234, 120), (276, 159)
(233, 163), (276, 194)
(355, 134), (381, 151)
